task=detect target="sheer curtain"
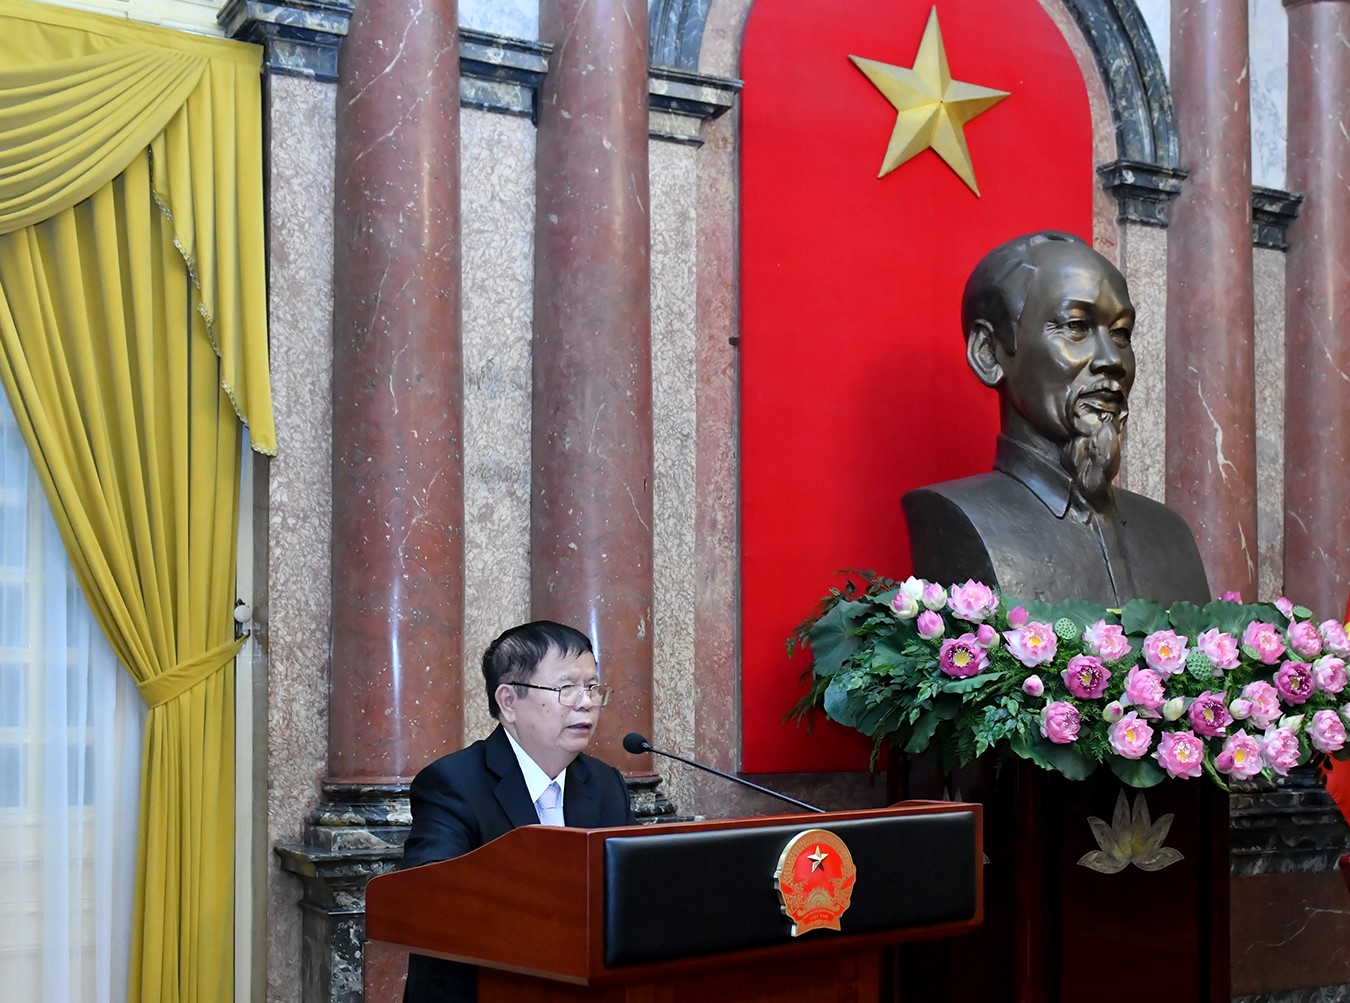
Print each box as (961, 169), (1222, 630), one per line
(0, 395), (142, 1002)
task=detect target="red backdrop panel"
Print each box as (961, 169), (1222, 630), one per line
(739, 0), (1096, 772)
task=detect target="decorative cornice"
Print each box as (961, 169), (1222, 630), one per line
(1251, 186), (1305, 251)
(459, 28), (552, 117)
(1097, 159), (1188, 227)
(648, 65), (741, 145)
(219, 0), (352, 82)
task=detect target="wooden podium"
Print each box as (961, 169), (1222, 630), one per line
(366, 801), (983, 1002)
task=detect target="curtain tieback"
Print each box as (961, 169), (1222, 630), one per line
(137, 636), (246, 709)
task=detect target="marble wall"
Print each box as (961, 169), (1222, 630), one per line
(1254, 246), (1286, 601)
(459, 108), (536, 745)
(650, 140), (700, 805)
(459, 0), (537, 39)
(261, 74), (337, 1003)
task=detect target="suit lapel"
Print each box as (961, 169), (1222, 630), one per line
(563, 755), (603, 828)
(485, 726), (543, 830)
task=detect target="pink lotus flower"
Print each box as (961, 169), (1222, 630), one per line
(1310, 710), (1348, 753)
(891, 591), (920, 619)
(1261, 727), (1302, 776)
(1007, 605), (1029, 628)
(1288, 620), (1323, 659)
(976, 623), (999, 648)
(1022, 675), (1044, 697)
(1062, 655), (1111, 700)
(916, 610), (945, 640)
(1109, 712), (1154, 760)
(1196, 628), (1241, 672)
(948, 580), (999, 623)
(1229, 697), (1255, 721)
(1243, 622), (1286, 664)
(1216, 731), (1263, 780)
(1041, 701), (1081, 745)
(1003, 622), (1058, 667)
(921, 583), (948, 610)
(1123, 666), (1166, 716)
(1220, 590), (1243, 602)
(1314, 656), (1348, 695)
(1155, 730), (1205, 778)
(1104, 701), (1125, 723)
(1242, 681), (1281, 729)
(938, 633), (988, 678)
(1083, 620), (1131, 663)
(1143, 630), (1189, 677)
(1274, 660), (1314, 705)
(1188, 690), (1233, 738)
(1319, 619), (1350, 658)
(1275, 596), (1295, 618)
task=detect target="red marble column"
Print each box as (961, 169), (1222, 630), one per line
(532, 0), (653, 768)
(1165, 2), (1259, 599)
(328, 0), (463, 782)
(1283, 0), (1350, 619)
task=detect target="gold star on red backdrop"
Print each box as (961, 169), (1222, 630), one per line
(850, 7), (1009, 196)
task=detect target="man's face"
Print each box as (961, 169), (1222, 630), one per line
(997, 242), (1136, 444)
(498, 646), (602, 777)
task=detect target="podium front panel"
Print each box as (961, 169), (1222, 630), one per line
(602, 809), (978, 966)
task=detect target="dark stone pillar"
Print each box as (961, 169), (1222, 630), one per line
(275, 1), (463, 1001)
(1283, 0), (1350, 619)
(1165, 1), (1259, 599)
(532, 0), (654, 769)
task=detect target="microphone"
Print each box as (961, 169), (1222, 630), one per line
(623, 733), (825, 814)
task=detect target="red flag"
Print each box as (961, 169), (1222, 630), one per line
(1321, 594), (1350, 826)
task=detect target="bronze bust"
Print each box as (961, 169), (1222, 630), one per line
(902, 231), (1210, 607)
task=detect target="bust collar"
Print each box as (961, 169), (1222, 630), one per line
(993, 435), (1074, 519)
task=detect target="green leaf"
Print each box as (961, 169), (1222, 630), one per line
(940, 671), (1004, 695)
(905, 710), (943, 754)
(1121, 599), (1169, 636)
(821, 677), (861, 729)
(1107, 756), (1166, 789)
(1167, 601), (1209, 638)
(1009, 732), (1096, 780)
(808, 600), (866, 677)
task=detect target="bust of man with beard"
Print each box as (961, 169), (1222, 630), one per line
(902, 231), (1210, 607)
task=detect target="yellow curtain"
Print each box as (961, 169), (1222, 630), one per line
(0, 1), (272, 1000)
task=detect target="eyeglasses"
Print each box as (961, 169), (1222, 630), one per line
(515, 682), (614, 707)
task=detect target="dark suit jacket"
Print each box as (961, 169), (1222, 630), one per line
(400, 725), (636, 1003)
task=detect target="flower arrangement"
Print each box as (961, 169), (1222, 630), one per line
(789, 574), (1350, 788)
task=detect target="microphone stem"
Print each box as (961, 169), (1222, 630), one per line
(645, 744), (825, 813)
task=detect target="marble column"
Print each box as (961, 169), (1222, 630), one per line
(1164, 2), (1259, 599)
(329, 0), (464, 783)
(1283, 0), (1350, 620)
(532, 0), (654, 768)
(271, 2), (463, 1001)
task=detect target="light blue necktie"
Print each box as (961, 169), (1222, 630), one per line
(535, 780), (565, 826)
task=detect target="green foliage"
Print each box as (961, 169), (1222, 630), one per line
(787, 571), (1347, 790)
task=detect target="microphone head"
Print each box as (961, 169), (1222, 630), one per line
(622, 732), (651, 755)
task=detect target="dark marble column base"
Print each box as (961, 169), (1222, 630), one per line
(626, 770), (699, 823)
(1230, 769), (1350, 998)
(275, 785), (409, 1003)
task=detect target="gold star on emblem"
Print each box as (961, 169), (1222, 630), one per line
(850, 7), (1009, 195)
(808, 846), (829, 871)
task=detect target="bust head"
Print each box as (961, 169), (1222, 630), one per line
(962, 231), (1135, 504)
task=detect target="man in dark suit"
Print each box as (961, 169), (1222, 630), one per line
(902, 230), (1209, 606)
(400, 620), (636, 1002)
